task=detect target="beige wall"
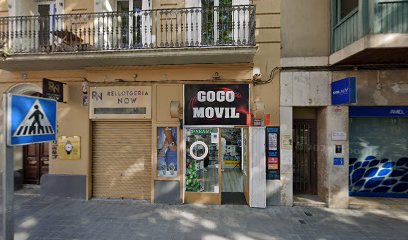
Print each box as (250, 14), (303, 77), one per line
(281, 0), (330, 57)
(333, 70), (408, 106)
(0, 64), (256, 197)
(293, 107), (317, 119)
(252, 0), (281, 126)
(0, 70), (91, 195)
(316, 107), (328, 203)
(0, 0), (7, 17)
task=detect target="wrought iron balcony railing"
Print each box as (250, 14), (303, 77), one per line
(0, 5), (255, 55)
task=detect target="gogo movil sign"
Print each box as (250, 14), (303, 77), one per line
(184, 84), (249, 125)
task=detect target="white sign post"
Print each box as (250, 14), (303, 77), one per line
(2, 93), (57, 240)
(2, 93), (14, 240)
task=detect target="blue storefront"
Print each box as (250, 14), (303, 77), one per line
(349, 106), (408, 198)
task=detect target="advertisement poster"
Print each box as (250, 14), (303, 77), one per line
(266, 127), (280, 180)
(268, 132), (278, 151)
(268, 157), (278, 164)
(157, 127), (178, 178)
(268, 164), (279, 170)
(90, 86), (151, 119)
(184, 84), (249, 126)
(58, 136), (81, 160)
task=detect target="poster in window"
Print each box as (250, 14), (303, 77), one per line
(157, 127), (178, 178)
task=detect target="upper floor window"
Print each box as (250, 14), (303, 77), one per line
(340, 0), (358, 19)
(116, 0), (143, 12)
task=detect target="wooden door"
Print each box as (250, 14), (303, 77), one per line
(293, 119), (317, 195)
(23, 143), (49, 184)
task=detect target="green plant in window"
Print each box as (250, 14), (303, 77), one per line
(186, 161), (200, 192)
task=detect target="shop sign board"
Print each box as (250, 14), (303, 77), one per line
(7, 94), (57, 146)
(331, 77), (357, 105)
(90, 86), (151, 119)
(43, 78), (64, 102)
(350, 106), (408, 118)
(184, 84), (249, 126)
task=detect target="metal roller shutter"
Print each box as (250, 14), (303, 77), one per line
(92, 121), (152, 200)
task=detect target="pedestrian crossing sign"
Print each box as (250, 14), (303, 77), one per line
(7, 94), (57, 146)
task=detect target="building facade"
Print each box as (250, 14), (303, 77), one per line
(280, 0), (408, 208)
(0, 0), (282, 207)
(2, 0), (406, 209)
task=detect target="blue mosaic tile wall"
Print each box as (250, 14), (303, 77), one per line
(349, 117), (408, 198)
(349, 157), (408, 197)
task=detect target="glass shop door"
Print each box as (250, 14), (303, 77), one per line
(184, 127), (249, 205)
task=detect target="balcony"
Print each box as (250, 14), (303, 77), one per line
(330, 0), (408, 65)
(0, 5), (256, 71)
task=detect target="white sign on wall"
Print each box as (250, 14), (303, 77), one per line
(331, 131), (347, 141)
(90, 86), (152, 119)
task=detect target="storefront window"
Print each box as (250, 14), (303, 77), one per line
(157, 127), (178, 178)
(221, 128), (242, 170)
(349, 118), (408, 196)
(185, 127), (219, 193)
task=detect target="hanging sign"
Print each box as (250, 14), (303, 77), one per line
(90, 86), (151, 119)
(184, 84), (249, 125)
(7, 94), (57, 146)
(43, 78), (65, 102)
(331, 77), (357, 105)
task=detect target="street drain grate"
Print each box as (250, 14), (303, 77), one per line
(299, 220), (306, 224)
(304, 211), (312, 216)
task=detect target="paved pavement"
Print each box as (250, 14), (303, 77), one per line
(1, 192), (407, 240)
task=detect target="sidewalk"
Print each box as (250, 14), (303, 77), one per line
(349, 196), (408, 210)
(0, 192), (407, 240)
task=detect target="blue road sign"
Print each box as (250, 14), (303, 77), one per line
(7, 94), (57, 146)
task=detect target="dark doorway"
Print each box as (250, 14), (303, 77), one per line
(220, 128), (247, 205)
(23, 143), (49, 184)
(221, 192), (246, 205)
(22, 91), (49, 184)
(293, 119), (317, 195)
(38, 5), (50, 48)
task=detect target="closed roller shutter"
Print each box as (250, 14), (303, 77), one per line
(92, 121), (152, 200)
